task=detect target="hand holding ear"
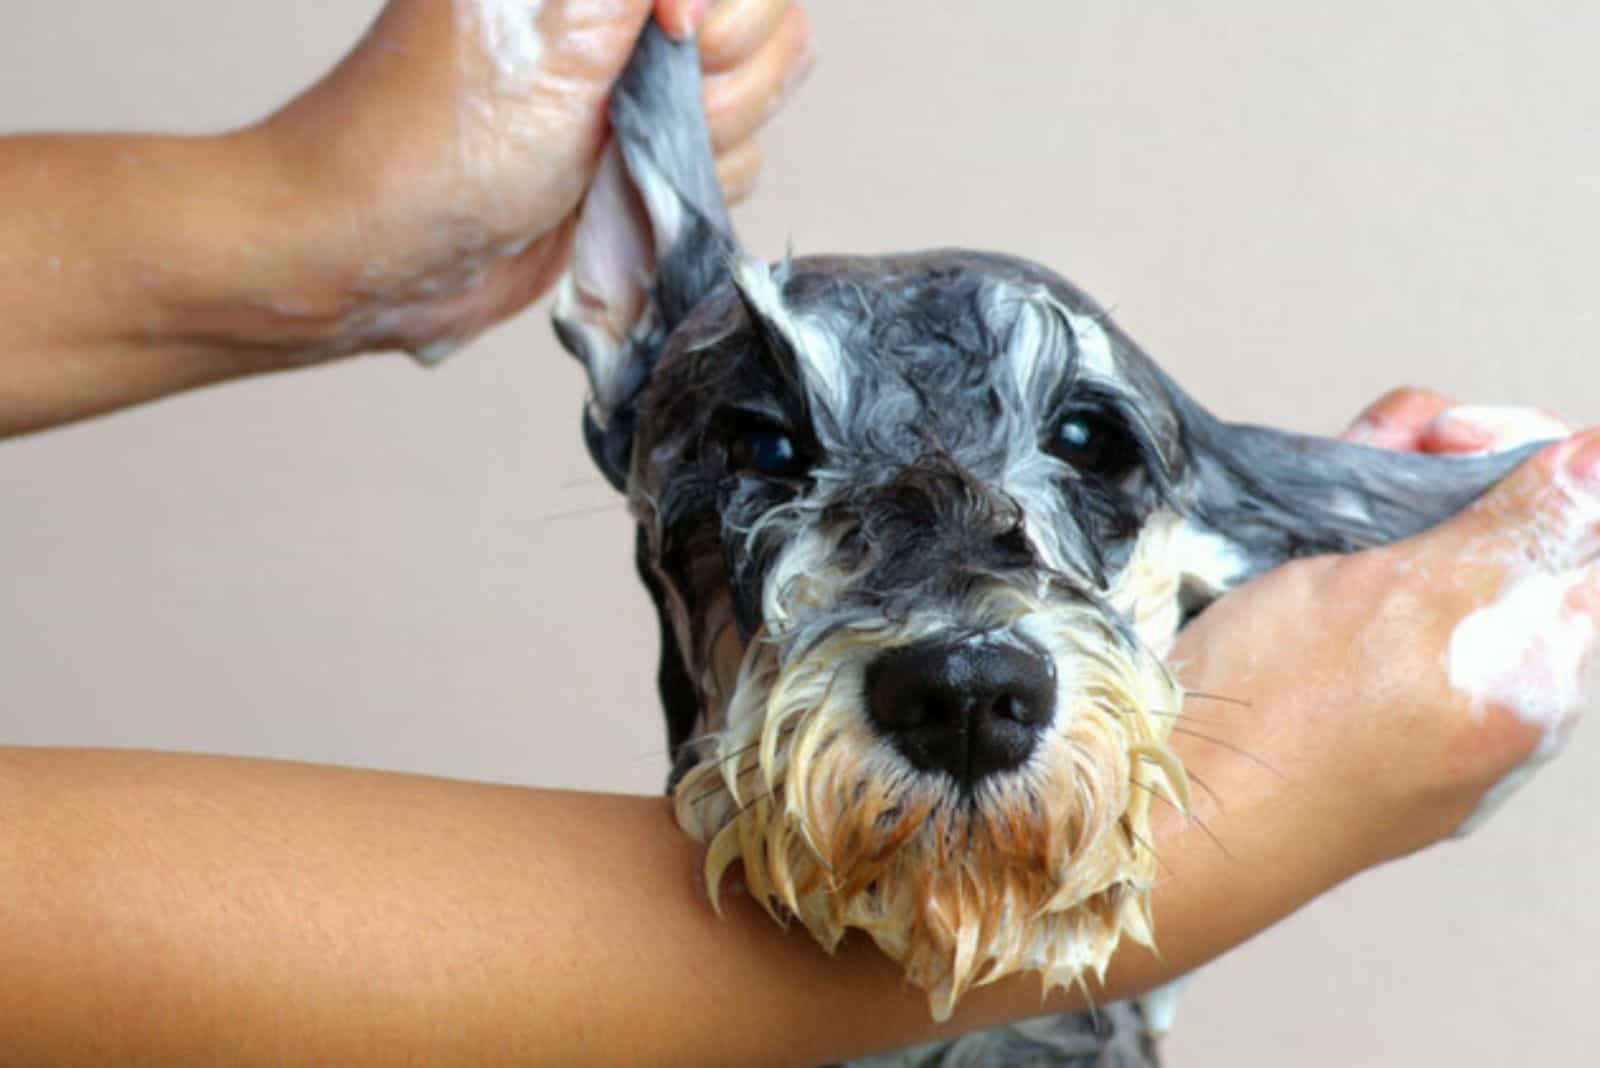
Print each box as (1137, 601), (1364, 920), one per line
(250, 0), (811, 364)
(1166, 404), (1596, 900)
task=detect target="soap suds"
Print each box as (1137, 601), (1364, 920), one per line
(1447, 456), (1600, 832)
(458, 1), (548, 90)
(1447, 571), (1594, 749)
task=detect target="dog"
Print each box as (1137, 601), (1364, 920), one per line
(552, 25), (1537, 1066)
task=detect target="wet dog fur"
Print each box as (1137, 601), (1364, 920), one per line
(551, 24), (1535, 1064)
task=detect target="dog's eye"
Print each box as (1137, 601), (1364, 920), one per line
(1049, 413), (1141, 479)
(731, 426), (809, 479)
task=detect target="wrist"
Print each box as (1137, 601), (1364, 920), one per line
(0, 130), (363, 435)
(129, 127), (372, 371)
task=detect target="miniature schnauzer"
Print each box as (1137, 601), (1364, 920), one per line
(552, 26), (1536, 1067)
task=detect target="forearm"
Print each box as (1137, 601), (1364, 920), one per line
(0, 1), (805, 441)
(0, 130), (344, 436)
(0, 745), (1333, 1067)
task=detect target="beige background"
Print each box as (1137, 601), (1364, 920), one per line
(1, 1), (1594, 1063)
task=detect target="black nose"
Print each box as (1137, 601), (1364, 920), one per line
(864, 635), (1057, 786)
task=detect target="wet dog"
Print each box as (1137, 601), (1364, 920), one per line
(552, 25), (1532, 1065)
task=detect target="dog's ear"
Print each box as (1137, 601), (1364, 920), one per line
(553, 23), (739, 490)
(1177, 401), (1548, 594)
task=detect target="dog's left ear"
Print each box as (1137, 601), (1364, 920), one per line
(1177, 401), (1549, 592)
(553, 24), (739, 490)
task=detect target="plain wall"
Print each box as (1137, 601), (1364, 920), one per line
(1, 2), (1594, 1063)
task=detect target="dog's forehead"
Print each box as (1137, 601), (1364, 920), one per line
(650, 250), (1167, 448)
(767, 251), (1124, 384)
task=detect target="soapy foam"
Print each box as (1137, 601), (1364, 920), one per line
(459, 1), (548, 90)
(1447, 453), (1600, 832)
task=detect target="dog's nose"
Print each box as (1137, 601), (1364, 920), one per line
(864, 635), (1056, 785)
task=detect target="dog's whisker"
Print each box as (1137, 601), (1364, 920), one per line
(1183, 767), (1225, 813)
(682, 762), (767, 809)
(1134, 707), (1223, 729)
(638, 730), (779, 763)
(723, 787), (779, 825)
(1169, 726), (1286, 780)
(686, 774), (769, 815)
(1121, 821), (1173, 877)
(713, 726), (803, 773)
(1192, 816), (1233, 860)
(713, 739), (766, 763)
(542, 500), (629, 521)
(1179, 810), (1233, 860)
(1182, 689), (1254, 709)
(1130, 779), (1232, 860)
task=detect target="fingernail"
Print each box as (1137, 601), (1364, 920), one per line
(672, 0), (714, 38)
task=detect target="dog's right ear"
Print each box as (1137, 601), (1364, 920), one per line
(553, 23), (739, 490)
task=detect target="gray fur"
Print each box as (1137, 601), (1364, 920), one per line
(552, 26), (1549, 1067)
(849, 1003), (1159, 1068)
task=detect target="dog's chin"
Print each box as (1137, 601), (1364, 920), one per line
(673, 595), (1188, 1021)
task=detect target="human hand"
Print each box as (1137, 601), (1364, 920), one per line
(251, 0), (811, 364)
(1162, 399), (1595, 903)
(1341, 386), (1572, 455)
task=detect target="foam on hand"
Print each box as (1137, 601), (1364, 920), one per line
(458, 1), (548, 90)
(1448, 446), (1600, 834)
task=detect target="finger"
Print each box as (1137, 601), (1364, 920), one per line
(1435, 430), (1600, 572)
(700, 0), (793, 73)
(1417, 404), (1572, 456)
(1340, 386), (1455, 449)
(702, 4), (813, 153)
(656, 0), (715, 41)
(715, 138), (762, 204)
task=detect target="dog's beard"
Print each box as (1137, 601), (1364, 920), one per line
(673, 545), (1189, 1021)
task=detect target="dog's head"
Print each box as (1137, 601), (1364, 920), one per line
(554, 26), (1532, 1018)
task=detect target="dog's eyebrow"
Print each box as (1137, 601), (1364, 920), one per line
(985, 282), (1119, 407)
(721, 398), (801, 431)
(732, 257), (851, 419)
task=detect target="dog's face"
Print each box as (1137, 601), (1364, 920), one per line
(554, 25), (1532, 1022)
(630, 251), (1200, 1014)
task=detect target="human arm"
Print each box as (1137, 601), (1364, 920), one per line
(4, 415), (1592, 1066)
(0, 0), (811, 437)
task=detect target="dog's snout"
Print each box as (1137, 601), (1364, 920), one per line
(865, 635), (1056, 785)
